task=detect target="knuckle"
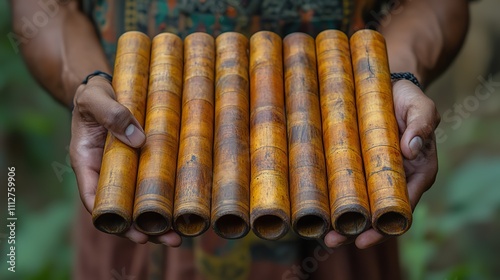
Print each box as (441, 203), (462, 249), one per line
(434, 108), (441, 127)
(73, 89), (85, 110)
(420, 96), (441, 131)
(422, 95), (436, 111)
(74, 82), (115, 115)
(421, 123), (435, 138)
(73, 88), (95, 115)
(104, 105), (131, 129)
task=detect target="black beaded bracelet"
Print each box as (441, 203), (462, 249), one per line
(82, 70), (113, 84)
(390, 72), (422, 90)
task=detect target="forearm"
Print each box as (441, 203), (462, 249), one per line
(378, 0), (469, 88)
(11, 0), (110, 108)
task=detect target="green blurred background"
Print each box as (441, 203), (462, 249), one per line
(1, 1), (499, 279)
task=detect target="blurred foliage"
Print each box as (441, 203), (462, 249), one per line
(0, 1), (76, 280)
(399, 1), (500, 279)
(1, 0), (500, 280)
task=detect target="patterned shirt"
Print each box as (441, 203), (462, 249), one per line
(83, 0), (382, 66)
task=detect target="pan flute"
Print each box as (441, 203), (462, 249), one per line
(92, 29), (412, 240)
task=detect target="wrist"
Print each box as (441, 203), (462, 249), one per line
(72, 71), (113, 111)
(380, 27), (428, 88)
(82, 70), (113, 84)
(391, 72), (422, 90)
(386, 47), (427, 89)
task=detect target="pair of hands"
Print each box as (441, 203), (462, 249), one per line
(70, 76), (440, 249)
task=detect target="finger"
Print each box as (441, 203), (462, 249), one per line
(393, 80), (439, 160)
(407, 173), (429, 210)
(152, 231), (183, 247)
(400, 108), (437, 160)
(324, 231), (354, 248)
(121, 227), (149, 244)
(73, 167), (98, 213)
(70, 114), (106, 213)
(403, 135), (438, 209)
(354, 228), (388, 249)
(406, 166), (437, 210)
(87, 92), (145, 147)
(74, 81), (146, 148)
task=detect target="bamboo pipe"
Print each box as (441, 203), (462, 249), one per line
(249, 31), (291, 240)
(283, 32), (330, 239)
(316, 30), (371, 236)
(92, 31), (151, 234)
(133, 33), (183, 235)
(211, 32), (251, 239)
(350, 29), (412, 236)
(173, 32), (215, 237)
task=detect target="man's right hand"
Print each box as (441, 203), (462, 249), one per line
(70, 76), (182, 246)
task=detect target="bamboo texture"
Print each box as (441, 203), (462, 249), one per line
(283, 33), (330, 239)
(92, 29), (413, 240)
(211, 32), (251, 239)
(350, 29), (412, 236)
(316, 30), (371, 236)
(92, 31), (151, 234)
(173, 32), (215, 237)
(133, 33), (183, 235)
(249, 31), (291, 240)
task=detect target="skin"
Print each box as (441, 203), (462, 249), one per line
(10, 0), (469, 249)
(325, 0), (469, 248)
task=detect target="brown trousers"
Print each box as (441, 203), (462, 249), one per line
(74, 204), (401, 280)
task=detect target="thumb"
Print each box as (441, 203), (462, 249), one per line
(402, 134), (424, 160)
(75, 80), (146, 148)
(399, 103), (439, 160)
(94, 97), (146, 148)
(394, 81), (440, 160)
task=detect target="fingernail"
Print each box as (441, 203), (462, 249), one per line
(409, 136), (423, 157)
(125, 124), (145, 146)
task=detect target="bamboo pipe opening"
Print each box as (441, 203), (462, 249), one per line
(174, 213), (208, 237)
(135, 212), (170, 235)
(93, 213), (129, 234)
(335, 212), (370, 236)
(294, 215), (329, 239)
(253, 214), (288, 240)
(374, 210), (410, 236)
(213, 214), (249, 239)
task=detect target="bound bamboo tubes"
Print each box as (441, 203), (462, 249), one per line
(350, 29), (412, 236)
(92, 31), (151, 234)
(211, 32), (251, 239)
(249, 31), (291, 240)
(91, 30), (414, 240)
(316, 30), (371, 236)
(283, 33), (330, 239)
(133, 33), (183, 235)
(173, 32), (215, 237)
